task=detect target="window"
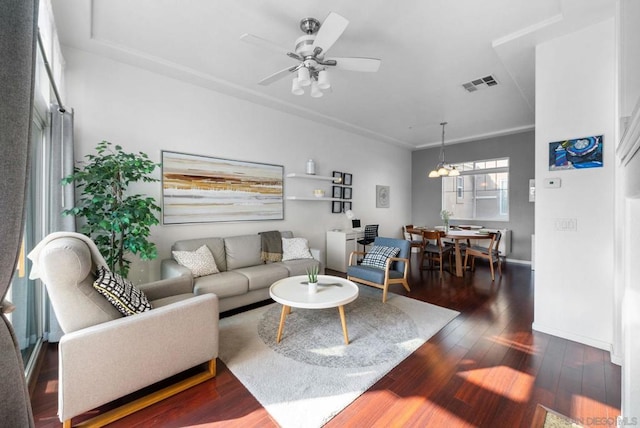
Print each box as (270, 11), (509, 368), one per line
(442, 157), (509, 221)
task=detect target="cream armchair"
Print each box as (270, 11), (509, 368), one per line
(28, 232), (219, 427)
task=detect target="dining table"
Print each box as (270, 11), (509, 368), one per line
(444, 230), (494, 277)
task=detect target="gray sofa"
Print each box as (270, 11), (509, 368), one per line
(162, 231), (323, 312)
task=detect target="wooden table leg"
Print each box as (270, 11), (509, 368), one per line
(338, 305), (349, 345)
(276, 305), (289, 343)
(454, 240), (463, 277)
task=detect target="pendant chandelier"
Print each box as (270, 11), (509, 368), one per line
(428, 121), (459, 178)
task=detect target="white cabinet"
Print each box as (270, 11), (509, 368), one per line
(285, 173), (343, 201)
(326, 230), (364, 273)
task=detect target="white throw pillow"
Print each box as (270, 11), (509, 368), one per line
(281, 237), (313, 261)
(172, 244), (219, 277)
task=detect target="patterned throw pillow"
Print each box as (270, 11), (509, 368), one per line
(172, 245), (219, 277)
(93, 266), (153, 316)
(361, 246), (401, 270)
(281, 237), (314, 261)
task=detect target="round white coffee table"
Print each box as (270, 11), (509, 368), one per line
(269, 275), (359, 345)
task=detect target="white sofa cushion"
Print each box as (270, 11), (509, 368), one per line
(172, 245), (219, 277)
(281, 237), (313, 261)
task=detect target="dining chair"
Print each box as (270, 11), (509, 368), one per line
(358, 224), (379, 252)
(463, 230), (503, 280)
(404, 225), (425, 254)
(421, 230), (453, 279)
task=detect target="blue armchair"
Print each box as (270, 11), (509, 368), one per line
(347, 237), (411, 302)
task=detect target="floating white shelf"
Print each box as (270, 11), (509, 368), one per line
(286, 196), (344, 201)
(286, 172), (342, 183)
(286, 171), (344, 201)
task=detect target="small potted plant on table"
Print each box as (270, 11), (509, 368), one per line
(306, 265), (319, 294)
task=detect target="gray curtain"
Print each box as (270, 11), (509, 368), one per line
(0, 0), (39, 426)
(46, 105), (75, 342)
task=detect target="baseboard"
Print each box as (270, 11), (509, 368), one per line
(532, 322), (613, 352)
(610, 353), (623, 366)
(504, 258), (531, 266)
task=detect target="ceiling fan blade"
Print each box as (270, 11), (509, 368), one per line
(258, 65), (299, 86)
(240, 33), (291, 56)
(330, 57), (382, 72)
(311, 12), (349, 56)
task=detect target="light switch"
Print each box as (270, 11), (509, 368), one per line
(554, 218), (577, 231)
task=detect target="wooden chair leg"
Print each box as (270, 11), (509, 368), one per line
(498, 257), (503, 276)
(489, 258), (495, 281)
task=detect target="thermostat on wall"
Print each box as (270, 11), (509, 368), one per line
(544, 178), (561, 188)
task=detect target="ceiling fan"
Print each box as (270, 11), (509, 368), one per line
(240, 12), (381, 97)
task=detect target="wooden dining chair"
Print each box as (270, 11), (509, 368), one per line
(420, 230), (453, 279)
(463, 230), (503, 280)
(404, 225), (425, 254)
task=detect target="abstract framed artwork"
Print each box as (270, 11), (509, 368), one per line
(332, 171), (343, 184)
(343, 201), (352, 212)
(161, 151), (284, 224)
(548, 135), (603, 170)
(343, 187), (352, 200)
(332, 200), (342, 213)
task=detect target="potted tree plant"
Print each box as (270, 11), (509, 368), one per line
(62, 140), (161, 277)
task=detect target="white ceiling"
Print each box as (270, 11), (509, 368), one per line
(50, 0), (615, 150)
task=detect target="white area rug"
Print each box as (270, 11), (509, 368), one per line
(218, 285), (459, 428)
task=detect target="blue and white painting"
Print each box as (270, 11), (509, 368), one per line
(162, 151), (284, 224)
(548, 135), (603, 171)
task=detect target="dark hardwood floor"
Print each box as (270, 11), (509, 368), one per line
(31, 254), (621, 427)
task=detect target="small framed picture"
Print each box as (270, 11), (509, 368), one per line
(343, 201), (352, 212)
(332, 171), (343, 184)
(332, 186), (343, 199)
(342, 173), (352, 186)
(343, 187), (352, 199)
(331, 200), (342, 213)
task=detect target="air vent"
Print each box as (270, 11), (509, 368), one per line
(462, 75), (499, 92)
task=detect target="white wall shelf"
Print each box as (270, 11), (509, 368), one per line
(286, 172), (342, 183)
(286, 171), (343, 201)
(286, 196), (344, 201)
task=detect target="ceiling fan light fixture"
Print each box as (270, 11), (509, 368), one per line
(298, 67), (311, 86)
(317, 69), (331, 90)
(291, 77), (304, 95)
(310, 80), (323, 98)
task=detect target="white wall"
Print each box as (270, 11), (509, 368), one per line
(533, 19), (616, 351)
(62, 47), (412, 284)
